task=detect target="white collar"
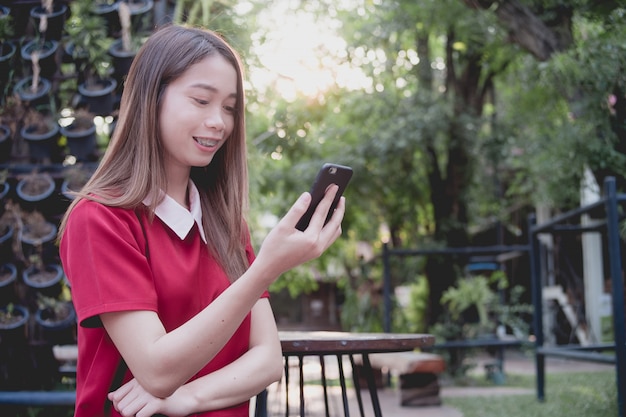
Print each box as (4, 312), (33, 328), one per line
(144, 181), (207, 243)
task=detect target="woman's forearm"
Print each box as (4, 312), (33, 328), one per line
(175, 300), (283, 412)
(179, 342), (283, 412)
(109, 339), (283, 416)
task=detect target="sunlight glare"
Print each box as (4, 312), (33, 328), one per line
(249, 2), (370, 101)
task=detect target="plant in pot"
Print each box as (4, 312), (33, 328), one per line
(35, 293), (76, 346)
(93, 0), (122, 38)
(59, 108), (98, 162)
(109, 1), (147, 96)
(30, 0), (68, 42)
(20, 32), (59, 81)
(20, 105), (63, 163)
(64, 0), (117, 117)
(14, 47), (53, 110)
(22, 254), (64, 301)
(61, 163), (93, 201)
(100, 0), (154, 39)
(65, 0), (112, 86)
(15, 171), (57, 213)
(0, 93), (30, 163)
(0, 303), (30, 340)
(126, 0), (154, 34)
(1, 200), (59, 267)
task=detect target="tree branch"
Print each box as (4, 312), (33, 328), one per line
(461, 0), (570, 61)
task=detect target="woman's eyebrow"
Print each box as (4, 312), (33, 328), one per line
(189, 83), (237, 98)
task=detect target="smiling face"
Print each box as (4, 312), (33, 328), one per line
(158, 54), (238, 182)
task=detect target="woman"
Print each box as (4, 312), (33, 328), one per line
(59, 24), (345, 417)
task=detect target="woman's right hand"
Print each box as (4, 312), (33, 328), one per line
(254, 184), (345, 280)
(108, 378), (190, 417)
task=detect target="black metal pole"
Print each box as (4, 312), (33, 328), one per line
(528, 213), (545, 402)
(382, 242), (391, 333)
(603, 177), (626, 417)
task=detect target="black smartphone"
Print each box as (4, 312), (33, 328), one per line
(295, 163), (353, 231)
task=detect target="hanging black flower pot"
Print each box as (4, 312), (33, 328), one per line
(20, 211), (60, 263)
(19, 217), (59, 265)
(0, 304), (29, 341)
(109, 38), (137, 92)
(61, 164), (94, 202)
(127, 0), (154, 33)
(22, 263), (64, 299)
(0, 124), (12, 162)
(60, 116), (97, 162)
(35, 301), (76, 345)
(21, 39), (59, 79)
(78, 78), (117, 116)
(15, 172), (64, 226)
(0, 263), (17, 306)
(13, 76), (52, 108)
(20, 119), (61, 163)
(17, 172), (68, 222)
(16, 173), (55, 202)
(16, 173), (56, 211)
(95, 0), (154, 38)
(93, 1), (122, 38)
(29, 3), (68, 42)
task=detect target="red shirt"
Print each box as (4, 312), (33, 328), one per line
(60, 196), (260, 417)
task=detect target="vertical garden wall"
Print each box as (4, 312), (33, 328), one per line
(0, 0), (154, 391)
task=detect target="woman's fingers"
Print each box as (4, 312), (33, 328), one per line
(317, 195), (345, 249)
(281, 192), (313, 229)
(109, 379), (143, 416)
(305, 185), (339, 231)
(281, 185), (339, 232)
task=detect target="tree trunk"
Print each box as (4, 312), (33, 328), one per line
(420, 28), (489, 324)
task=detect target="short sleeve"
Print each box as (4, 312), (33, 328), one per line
(60, 200), (158, 327)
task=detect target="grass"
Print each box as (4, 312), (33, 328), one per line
(444, 371), (618, 417)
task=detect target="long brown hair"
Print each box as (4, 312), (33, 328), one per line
(59, 24), (250, 281)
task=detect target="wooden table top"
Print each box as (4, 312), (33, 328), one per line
(279, 331), (435, 355)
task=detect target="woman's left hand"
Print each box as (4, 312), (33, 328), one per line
(108, 378), (190, 417)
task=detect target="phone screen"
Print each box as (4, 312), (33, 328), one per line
(295, 163), (353, 231)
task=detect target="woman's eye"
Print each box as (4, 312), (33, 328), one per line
(193, 98), (209, 105)
(223, 105), (236, 114)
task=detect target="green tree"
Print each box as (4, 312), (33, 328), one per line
(461, 0), (626, 205)
(317, 0), (520, 324)
(242, 0), (626, 331)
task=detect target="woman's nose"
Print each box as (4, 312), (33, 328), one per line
(204, 107), (226, 131)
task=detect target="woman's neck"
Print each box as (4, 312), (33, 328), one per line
(166, 174), (191, 209)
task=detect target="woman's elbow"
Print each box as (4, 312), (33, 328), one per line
(135, 359), (184, 398)
(138, 376), (179, 399)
